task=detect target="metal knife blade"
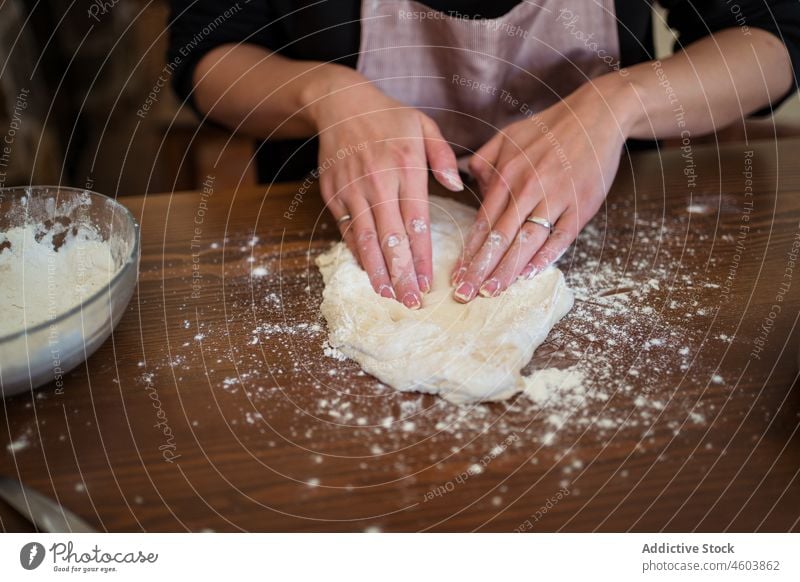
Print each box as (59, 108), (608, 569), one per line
(0, 476), (96, 533)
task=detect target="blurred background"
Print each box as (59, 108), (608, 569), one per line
(0, 0), (797, 196)
(0, 0), (257, 196)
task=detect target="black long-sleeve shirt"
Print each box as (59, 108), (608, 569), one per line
(167, 1), (800, 181)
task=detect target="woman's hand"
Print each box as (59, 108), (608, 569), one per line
(307, 67), (462, 309)
(451, 76), (639, 302)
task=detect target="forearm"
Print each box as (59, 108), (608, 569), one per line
(602, 28), (794, 140)
(192, 44), (363, 139)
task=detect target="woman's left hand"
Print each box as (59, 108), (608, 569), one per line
(451, 76), (638, 302)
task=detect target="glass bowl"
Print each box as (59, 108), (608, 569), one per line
(0, 186), (140, 397)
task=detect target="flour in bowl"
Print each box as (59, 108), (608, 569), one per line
(0, 222), (116, 335)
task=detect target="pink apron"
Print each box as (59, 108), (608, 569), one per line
(356, 0), (621, 168)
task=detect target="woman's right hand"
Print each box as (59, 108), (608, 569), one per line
(306, 66), (463, 309)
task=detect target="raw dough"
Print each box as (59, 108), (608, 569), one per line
(316, 195), (574, 404)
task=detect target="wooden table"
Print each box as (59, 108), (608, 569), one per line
(2, 138), (799, 532)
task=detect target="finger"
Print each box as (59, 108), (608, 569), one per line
(399, 169), (432, 294)
(420, 115), (463, 192)
(326, 193), (358, 262)
(454, 165), (550, 302)
(321, 171), (358, 263)
(469, 131), (503, 188)
(521, 210), (580, 279)
(480, 200), (565, 297)
(484, 141), (532, 204)
(347, 196), (395, 299)
(451, 136), (537, 284)
(372, 196), (422, 309)
(449, 188), (510, 287)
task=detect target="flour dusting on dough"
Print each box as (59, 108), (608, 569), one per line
(316, 196), (574, 404)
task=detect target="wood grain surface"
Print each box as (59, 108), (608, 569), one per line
(2, 138), (799, 532)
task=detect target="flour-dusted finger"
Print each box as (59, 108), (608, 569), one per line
(453, 169), (543, 302)
(481, 200), (564, 297)
(521, 210), (580, 279)
(453, 227), (513, 303)
(451, 139), (532, 287)
(347, 196), (394, 298)
(372, 198), (421, 309)
(399, 176), (432, 294)
(450, 187), (509, 287)
(452, 188), (530, 303)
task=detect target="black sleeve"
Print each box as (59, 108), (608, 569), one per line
(661, 0), (800, 114)
(167, 0), (280, 115)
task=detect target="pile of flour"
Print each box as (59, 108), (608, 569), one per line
(0, 222), (116, 335)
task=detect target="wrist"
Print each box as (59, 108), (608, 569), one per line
(300, 64), (367, 131)
(586, 71), (646, 140)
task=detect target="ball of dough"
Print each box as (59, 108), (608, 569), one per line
(316, 195), (573, 404)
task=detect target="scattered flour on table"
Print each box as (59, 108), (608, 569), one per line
(134, 198), (735, 491)
(686, 204), (711, 214)
(523, 368), (586, 405)
(6, 432), (31, 453)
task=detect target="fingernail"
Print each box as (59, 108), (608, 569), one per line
(418, 275), (431, 294)
(451, 267), (466, 287)
(479, 278), (500, 298)
(442, 169), (464, 192)
(525, 266), (540, 280)
(402, 292), (421, 310)
(379, 285), (396, 299)
(454, 282), (475, 302)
